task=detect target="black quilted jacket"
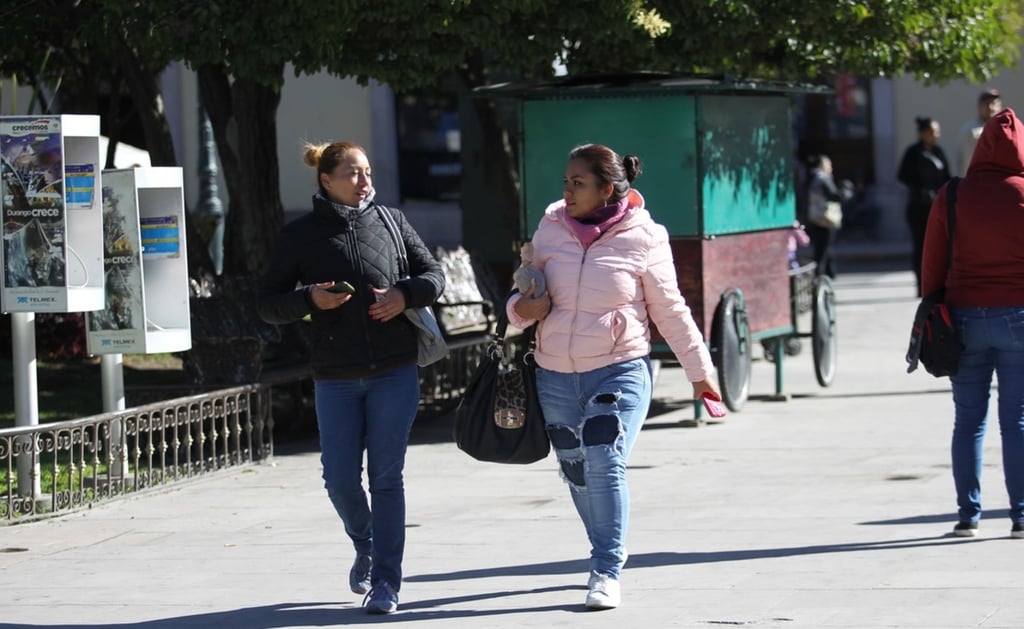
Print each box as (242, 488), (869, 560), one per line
(257, 194), (445, 379)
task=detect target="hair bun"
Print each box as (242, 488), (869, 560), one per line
(303, 142), (327, 168)
(623, 154), (643, 182)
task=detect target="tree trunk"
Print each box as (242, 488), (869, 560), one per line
(457, 53), (521, 286)
(114, 38), (216, 282)
(197, 64), (284, 275)
(113, 42), (176, 168)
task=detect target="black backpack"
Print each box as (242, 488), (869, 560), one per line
(905, 178), (963, 377)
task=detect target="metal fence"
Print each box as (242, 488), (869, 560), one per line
(1, 384), (273, 524)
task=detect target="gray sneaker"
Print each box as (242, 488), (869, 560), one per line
(349, 553), (372, 595)
(585, 571), (620, 610)
(364, 582), (399, 614)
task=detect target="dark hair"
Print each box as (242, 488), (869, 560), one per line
(303, 141), (367, 184)
(806, 154), (827, 169)
(979, 88), (1000, 103)
(568, 144), (642, 201)
(914, 117), (935, 133)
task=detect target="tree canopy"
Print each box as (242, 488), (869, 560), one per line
(2, 0), (1022, 274)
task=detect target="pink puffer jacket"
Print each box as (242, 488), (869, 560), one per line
(507, 190), (715, 382)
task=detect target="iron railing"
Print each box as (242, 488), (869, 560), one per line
(1, 384), (273, 524)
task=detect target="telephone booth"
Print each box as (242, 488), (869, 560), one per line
(1, 115), (104, 313)
(476, 73), (837, 411)
(85, 167), (191, 355)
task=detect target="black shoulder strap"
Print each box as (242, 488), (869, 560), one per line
(945, 177), (959, 271)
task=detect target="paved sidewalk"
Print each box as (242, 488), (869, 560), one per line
(2, 268), (1023, 628)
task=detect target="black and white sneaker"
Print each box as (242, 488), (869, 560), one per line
(1011, 523), (1024, 539)
(953, 521), (979, 537)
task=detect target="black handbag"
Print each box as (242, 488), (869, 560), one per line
(906, 178), (964, 377)
(908, 296), (961, 377)
(453, 295), (550, 464)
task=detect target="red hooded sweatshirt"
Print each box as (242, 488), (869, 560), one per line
(921, 108), (1024, 306)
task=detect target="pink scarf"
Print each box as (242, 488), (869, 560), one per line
(567, 197), (631, 248)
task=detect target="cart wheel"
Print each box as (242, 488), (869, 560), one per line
(811, 275), (838, 387)
(711, 289), (752, 411)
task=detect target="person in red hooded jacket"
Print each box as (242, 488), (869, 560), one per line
(921, 108), (1024, 539)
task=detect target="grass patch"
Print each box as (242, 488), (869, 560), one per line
(2, 455), (111, 497)
(0, 354), (188, 429)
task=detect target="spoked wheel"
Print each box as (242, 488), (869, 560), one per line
(711, 289), (752, 412)
(811, 275), (838, 387)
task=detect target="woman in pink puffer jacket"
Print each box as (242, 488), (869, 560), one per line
(508, 144), (719, 610)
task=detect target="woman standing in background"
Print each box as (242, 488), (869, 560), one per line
(898, 116), (951, 296)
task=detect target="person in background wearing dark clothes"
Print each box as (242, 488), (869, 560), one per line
(920, 108), (1024, 540)
(898, 116), (951, 296)
(803, 154), (848, 279)
(257, 141), (445, 614)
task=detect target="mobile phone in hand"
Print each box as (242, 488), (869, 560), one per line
(701, 392), (728, 418)
(326, 281), (356, 294)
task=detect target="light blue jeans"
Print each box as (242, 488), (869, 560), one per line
(314, 364), (420, 589)
(950, 307), (1024, 524)
(536, 357), (652, 579)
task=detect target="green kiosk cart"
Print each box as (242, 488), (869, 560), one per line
(476, 73), (837, 412)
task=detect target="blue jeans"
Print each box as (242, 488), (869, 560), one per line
(950, 307), (1024, 524)
(314, 364), (420, 589)
(536, 357), (652, 579)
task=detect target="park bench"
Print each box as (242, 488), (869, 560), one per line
(418, 246), (503, 415)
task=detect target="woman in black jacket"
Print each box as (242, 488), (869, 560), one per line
(258, 141), (444, 615)
(898, 116), (951, 296)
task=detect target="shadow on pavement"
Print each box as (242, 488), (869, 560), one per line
(860, 512), (1010, 525)
(0, 586), (590, 628)
(405, 535), (984, 586)
(784, 388), (951, 401)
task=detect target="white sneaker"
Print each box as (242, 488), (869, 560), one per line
(585, 571), (620, 610)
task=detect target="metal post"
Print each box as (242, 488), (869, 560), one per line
(774, 336), (786, 396)
(100, 353), (128, 477)
(11, 312), (41, 499)
(196, 102), (224, 274)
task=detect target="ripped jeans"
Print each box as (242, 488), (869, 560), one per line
(536, 357), (652, 579)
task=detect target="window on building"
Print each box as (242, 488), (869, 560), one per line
(394, 88), (461, 201)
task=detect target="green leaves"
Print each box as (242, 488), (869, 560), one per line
(5, 0), (1016, 97)
(616, 0), (1023, 84)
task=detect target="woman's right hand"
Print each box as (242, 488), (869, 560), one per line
(513, 280), (551, 320)
(691, 378), (721, 401)
(310, 282), (353, 310)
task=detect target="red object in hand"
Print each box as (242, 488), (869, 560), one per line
(701, 392), (728, 418)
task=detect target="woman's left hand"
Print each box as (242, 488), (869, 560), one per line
(368, 287), (408, 322)
(514, 281), (551, 320)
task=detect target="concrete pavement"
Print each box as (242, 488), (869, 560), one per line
(2, 267), (1023, 628)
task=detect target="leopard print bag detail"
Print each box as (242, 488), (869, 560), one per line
(494, 364), (528, 429)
